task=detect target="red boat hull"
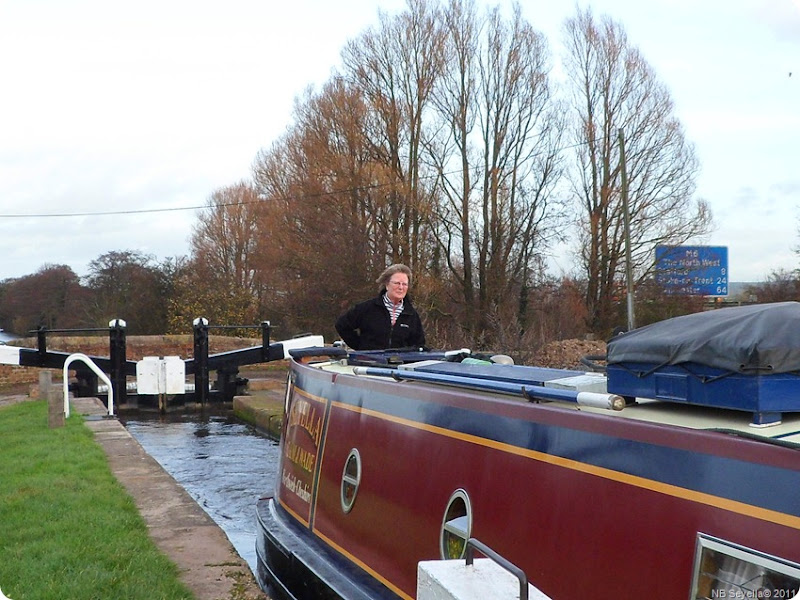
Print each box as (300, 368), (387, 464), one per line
(257, 358), (800, 600)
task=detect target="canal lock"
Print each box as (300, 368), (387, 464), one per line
(121, 407), (281, 574)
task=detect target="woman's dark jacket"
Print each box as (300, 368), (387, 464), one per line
(335, 291), (425, 350)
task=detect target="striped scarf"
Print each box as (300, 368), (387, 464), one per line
(383, 293), (404, 325)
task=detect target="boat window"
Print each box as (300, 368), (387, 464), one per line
(690, 534), (800, 599)
(340, 449), (361, 513)
(440, 489), (472, 560)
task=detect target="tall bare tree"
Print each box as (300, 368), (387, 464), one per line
(563, 8), (711, 333)
(427, 0), (565, 345)
(251, 1), (445, 339)
(252, 80), (389, 338)
(250, 0), (567, 348)
(191, 182), (263, 294)
(340, 0), (443, 272)
(174, 182), (265, 328)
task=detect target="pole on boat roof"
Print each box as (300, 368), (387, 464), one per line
(619, 129), (636, 332)
(353, 366), (625, 411)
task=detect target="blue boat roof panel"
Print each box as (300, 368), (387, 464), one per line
(410, 361), (581, 386)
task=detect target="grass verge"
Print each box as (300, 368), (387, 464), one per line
(0, 400), (194, 600)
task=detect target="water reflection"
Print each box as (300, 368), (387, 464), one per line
(121, 409), (280, 573)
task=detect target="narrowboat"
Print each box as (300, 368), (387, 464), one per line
(255, 302), (800, 600)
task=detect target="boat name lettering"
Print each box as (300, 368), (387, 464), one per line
(281, 468), (311, 503)
(285, 439), (316, 473)
(287, 398), (323, 446)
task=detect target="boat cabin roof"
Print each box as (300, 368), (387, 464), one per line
(298, 355), (800, 447)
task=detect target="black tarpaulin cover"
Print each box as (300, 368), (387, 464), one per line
(606, 302), (800, 373)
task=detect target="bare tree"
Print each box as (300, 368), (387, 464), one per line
(249, 0), (567, 348)
(563, 8), (712, 334)
(427, 0), (565, 345)
(743, 269), (800, 304)
(339, 0), (443, 273)
(251, 1), (445, 339)
(252, 80), (396, 338)
(173, 182), (267, 328)
(191, 182), (263, 296)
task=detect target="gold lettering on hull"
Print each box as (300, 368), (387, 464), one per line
(281, 393), (324, 506)
(287, 398), (323, 447)
(282, 468), (311, 503)
(285, 439), (316, 473)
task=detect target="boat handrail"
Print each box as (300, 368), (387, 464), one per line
(287, 346), (347, 360)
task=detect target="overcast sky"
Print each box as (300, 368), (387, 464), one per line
(1, 0), (798, 284)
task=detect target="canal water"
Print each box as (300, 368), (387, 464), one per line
(121, 409), (280, 573)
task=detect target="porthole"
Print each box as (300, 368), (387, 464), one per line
(340, 448), (362, 513)
(440, 489), (472, 559)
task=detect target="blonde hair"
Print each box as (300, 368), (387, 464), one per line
(376, 264), (412, 291)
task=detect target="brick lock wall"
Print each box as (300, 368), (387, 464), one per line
(0, 364), (40, 387)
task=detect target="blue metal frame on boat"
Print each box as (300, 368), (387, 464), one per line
(607, 361), (800, 425)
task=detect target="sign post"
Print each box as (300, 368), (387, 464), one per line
(654, 246), (728, 296)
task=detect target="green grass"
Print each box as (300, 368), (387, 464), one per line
(0, 400), (194, 600)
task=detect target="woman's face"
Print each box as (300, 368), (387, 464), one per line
(386, 273), (409, 304)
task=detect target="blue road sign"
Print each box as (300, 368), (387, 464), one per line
(655, 245), (728, 296)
